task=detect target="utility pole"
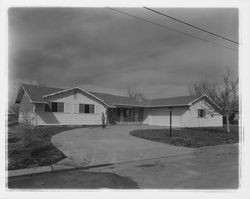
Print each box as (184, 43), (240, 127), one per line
(168, 107), (173, 137)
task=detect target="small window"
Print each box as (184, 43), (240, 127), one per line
(79, 104), (85, 113)
(51, 102), (64, 112)
(198, 109), (206, 118)
(124, 109), (131, 117)
(44, 104), (51, 112)
(51, 102), (58, 112)
(85, 104), (90, 113)
(79, 104), (95, 113)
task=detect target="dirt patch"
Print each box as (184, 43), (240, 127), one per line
(8, 125), (80, 170)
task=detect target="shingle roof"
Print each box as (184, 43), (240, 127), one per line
(149, 95), (197, 107)
(17, 84), (199, 107)
(20, 84), (64, 103)
(90, 92), (149, 107)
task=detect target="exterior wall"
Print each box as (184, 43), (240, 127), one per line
(146, 107), (188, 127)
(143, 108), (150, 125)
(35, 90), (107, 125)
(146, 99), (222, 127)
(181, 99), (222, 127)
(18, 92), (35, 125)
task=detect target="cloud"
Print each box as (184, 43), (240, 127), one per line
(8, 8), (238, 98)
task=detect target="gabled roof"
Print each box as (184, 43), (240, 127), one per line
(148, 95), (197, 107)
(16, 84), (145, 107)
(90, 92), (149, 107)
(16, 84), (64, 103)
(15, 84), (219, 109)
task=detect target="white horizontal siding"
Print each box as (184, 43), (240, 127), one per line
(182, 99), (223, 127)
(36, 112), (102, 125)
(149, 107), (187, 127)
(147, 98), (223, 127)
(34, 89), (106, 125)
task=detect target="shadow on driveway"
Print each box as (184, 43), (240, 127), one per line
(8, 169), (138, 189)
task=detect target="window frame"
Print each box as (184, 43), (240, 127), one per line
(44, 103), (51, 112)
(124, 108), (132, 117)
(198, 109), (206, 118)
(47, 102), (64, 113)
(79, 103), (95, 114)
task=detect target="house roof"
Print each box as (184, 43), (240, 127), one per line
(149, 95), (198, 107)
(90, 92), (149, 107)
(16, 84), (213, 108)
(16, 84), (64, 103)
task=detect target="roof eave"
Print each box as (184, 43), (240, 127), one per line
(188, 94), (221, 110)
(113, 103), (148, 107)
(147, 104), (190, 108)
(42, 87), (112, 107)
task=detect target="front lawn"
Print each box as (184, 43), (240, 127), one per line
(130, 126), (239, 148)
(8, 125), (79, 170)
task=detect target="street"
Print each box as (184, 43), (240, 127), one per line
(8, 144), (239, 189)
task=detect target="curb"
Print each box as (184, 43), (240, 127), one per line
(8, 143), (238, 178)
(8, 165), (75, 177)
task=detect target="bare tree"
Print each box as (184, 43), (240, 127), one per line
(189, 67), (238, 133)
(127, 88), (146, 102)
(29, 78), (49, 86)
(8, 81), (21, 122)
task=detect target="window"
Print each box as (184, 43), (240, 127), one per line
(51, 102), (58, 112)
(51, 102), (64, 113)
(44, 104), (51, 112)
(79, 104), (85, 113)
(79, 104), (95, 113)
(124, 109), (132, 117)
(198, 109), (206, 118)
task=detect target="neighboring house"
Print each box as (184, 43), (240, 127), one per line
(15, 84), (223, 127)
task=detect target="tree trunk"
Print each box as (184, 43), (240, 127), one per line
(226, 114), (230, 133)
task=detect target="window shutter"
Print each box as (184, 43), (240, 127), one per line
(74, 104), (78, 113)
(203, 109), (206, 117)
(65, 103), (71, 113)
(90, 104), (95, 113)
(58, 102), (64, 112)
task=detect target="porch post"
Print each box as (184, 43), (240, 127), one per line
(106, 107), (109, 125)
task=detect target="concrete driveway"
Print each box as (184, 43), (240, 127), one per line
(51, 125), (194, 168)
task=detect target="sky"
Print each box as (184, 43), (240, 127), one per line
(8, 8), (238, 99)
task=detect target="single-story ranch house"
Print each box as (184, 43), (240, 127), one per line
(15, 84), (223, 127)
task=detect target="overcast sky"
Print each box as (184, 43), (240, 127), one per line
(8, 8), (238, 98)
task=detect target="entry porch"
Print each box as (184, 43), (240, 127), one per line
(107, 107), (144, 125)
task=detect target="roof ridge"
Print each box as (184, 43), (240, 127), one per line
(21, 84), (130, 98)
(90, 91), (131, 98)
(149, 95), (195, 100)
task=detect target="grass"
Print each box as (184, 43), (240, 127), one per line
(8, 125), (80, 170)
(130, 126), (239, 148)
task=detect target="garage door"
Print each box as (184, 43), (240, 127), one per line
(149, 108), (182, 127)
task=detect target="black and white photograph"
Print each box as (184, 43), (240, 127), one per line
(1, 1), (249, 197)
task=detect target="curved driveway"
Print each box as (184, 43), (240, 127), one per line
(51, 125), (194, 168)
